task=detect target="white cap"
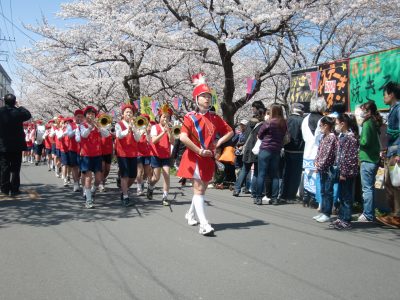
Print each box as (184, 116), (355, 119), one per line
(240, 119), (248, 125)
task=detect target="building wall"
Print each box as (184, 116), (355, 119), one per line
(0, 63), (14, 107)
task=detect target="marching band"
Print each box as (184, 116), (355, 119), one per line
(20, 78), (233, 236)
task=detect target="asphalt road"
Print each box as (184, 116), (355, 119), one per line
(0, 162), (399, 300)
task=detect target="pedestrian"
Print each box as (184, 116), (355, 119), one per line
(42, 121), (54, 171)
(376, 82), (400, 228)
(79, 106), (110, 208)
(330, 114), (359, 230)
(0, 94), (31, 196)
(136, 114), (152, 195)
(178, 74), (233, 236)
(115, 104), (142, 206)
(313, 116), (338, 223)
(357, 100), (383, 222)
(147, 104), (175, 206)
(281, 103), (305, 202)
(301, 96), (327, 208)
(32, 120), (45, 166)
(232, 109), (265, 198)
(255, 104), (287, 205)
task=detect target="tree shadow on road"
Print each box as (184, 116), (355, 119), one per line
(0, 183), (171, 228)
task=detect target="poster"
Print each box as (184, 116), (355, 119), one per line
(317, 60), (349, 110)
(349, 47), (400, 111)
(289, 66), (319, 111)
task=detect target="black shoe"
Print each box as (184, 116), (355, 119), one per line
(232, 191), (239, 197)
(116, 178), (121, 188)
(256, 198), (262, 205)
(147, 188), (153, 200)
(122, 197), (131, 207)
(270, 198), (279, 206)
(10, 190), (21, 197)
(1, 190), (10, 196)
(35, 162), (39, 166)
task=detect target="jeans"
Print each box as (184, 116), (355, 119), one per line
(338, 177), (355, 222)
(234, 162), (257, 196)
(360, 161), (378, 220)
(281, 152), (303, 200)
(0, 151), (22, 193)
(320, 171), (334, 217)
(256, 149), (280, 199)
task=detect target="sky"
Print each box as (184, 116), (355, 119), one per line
(0, 0), (68, 94)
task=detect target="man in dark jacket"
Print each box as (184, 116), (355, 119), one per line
(0, 94), (31, 196)
(281, 103), (305, 202)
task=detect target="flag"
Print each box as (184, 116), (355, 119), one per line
(134, 100), (140, 111)
(246, 78), (257, 95)
(210, 89), (219, 112)
(173, 96), (179, 110)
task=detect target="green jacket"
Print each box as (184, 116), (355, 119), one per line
(359, 119), (380, 164)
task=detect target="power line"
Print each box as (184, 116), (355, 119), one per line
(0, 11), (36, 42)
(8, 0), (15, 37)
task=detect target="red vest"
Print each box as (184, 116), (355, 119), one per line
(101, 135), (113, 155)
(68, 123), (79, 153)
(80, 123), (102, 157)
(137, 134), (151, 157)
(44, 132), (52, 149)
(151, 124), (171, 159)
(59, 134), (69, 153)
(55, 129), (61, 150)
(115, 121), (137, 158)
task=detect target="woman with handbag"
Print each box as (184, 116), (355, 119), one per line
(255, 104), (287, 205)
(330, 114), (359, 230)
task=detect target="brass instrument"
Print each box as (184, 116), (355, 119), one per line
(171, 124), (181, 138)
(97, 113), (112, 127)
(133, 115), (149, 129)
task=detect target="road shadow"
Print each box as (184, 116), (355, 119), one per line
(0, 183), (173, 228)
(213, 219), (269, 232)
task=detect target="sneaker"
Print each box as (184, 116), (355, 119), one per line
(199, 223), (214, 236)
(262, 195), (271, 205)
(328, 219), (341, 228)
(185, 212), (198, 226)
(256, 198), (262, 205)
(122, 197), (131, 207)
(137, 189), (144, 196)
(333, 220), (352, 230)
(63, 180), (68, 187)
(67, 176), (71, 184)
(35, 162), (39, 166)
(232, 191), (240, 197)
(56, 172), (61, 178)
(98, 184), (106, 193)
(162, 196), (170, 206)
(313, 213), (323, 220)
(357, 214), (372, 222)
(90, 186), (97, 193)
(146, 188), (153, 200)
(73, 184), (80, 192)
(48, 168), (52, 172)
(85, 201), (94, 209)
(316, 214), (331, 223)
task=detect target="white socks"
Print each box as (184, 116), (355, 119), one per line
(163, 191), (168, 197)
(84, 188), (92, 201)
(192, 194), (208, 225)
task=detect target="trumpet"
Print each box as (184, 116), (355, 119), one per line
(97, 113), (112, 127)
(133, 115), (149, 129)
(171, 124), (182, 138)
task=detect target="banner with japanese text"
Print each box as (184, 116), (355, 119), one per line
(289, 66), (319, 112)
(317, 60), (349, 111)
(349, 47), (400, 111)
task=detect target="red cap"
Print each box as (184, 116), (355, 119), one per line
(150, 120), (157, 126)
(48, 120), (55, 124)
(36, 120), (43, 124)
(121, 104), (136, 114)
(23, 122), (28, 127)
(74, 109), (84, 116)
(57, 115), (64, 120)
(192, 84), (212, 100)
(83, 106), (98, 116)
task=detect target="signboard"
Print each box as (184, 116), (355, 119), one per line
(289, 66), (319, 112)
(349, 47), (400, 111)
(317, 60), (349, 110)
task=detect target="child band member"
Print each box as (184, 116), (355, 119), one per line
(79, 106), (110, 208)
(66, 110), (83, 192)
(178, 74), (233, 236)
(136, 114), (152, 196)
(147, 104), (174, 206)
(115, 104), (142, 206)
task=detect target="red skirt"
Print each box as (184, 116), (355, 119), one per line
(176, 149), (215, 182)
